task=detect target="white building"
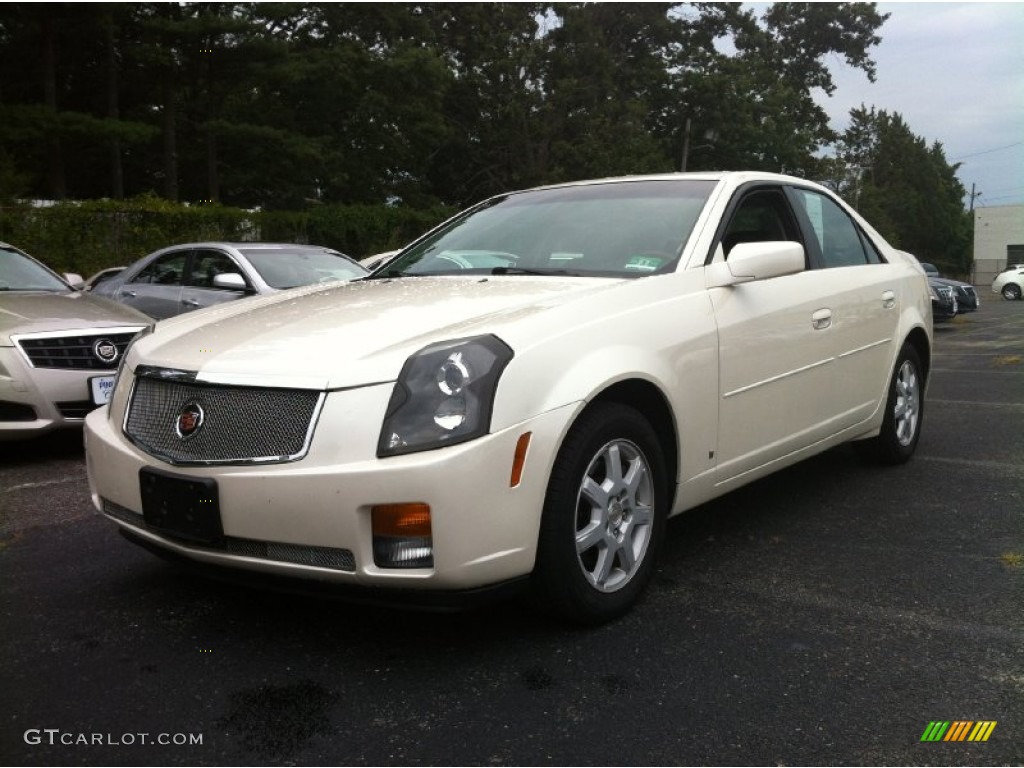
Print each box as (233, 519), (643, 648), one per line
(973, 205), (1024, 285)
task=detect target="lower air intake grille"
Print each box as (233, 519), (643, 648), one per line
(56, 400), (96, 419)
(225, 539), (356, 571)
(0, 401), (37, 422)
(124, 373), (322, 465)
(102, 498), (355, 572)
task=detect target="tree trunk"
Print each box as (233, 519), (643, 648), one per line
(104, 11), (124, 199)
(161, 68), (178, 202)
(41, 14), (66, 199)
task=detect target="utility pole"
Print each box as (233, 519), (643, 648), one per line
(968, 183), (982, 212)
(680, 117), (691, 172)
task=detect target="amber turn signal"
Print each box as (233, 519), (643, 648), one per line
(510, 432), (532, 487)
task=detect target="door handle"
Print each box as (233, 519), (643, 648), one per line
(882, 290), (896, 309)
(812, 308), (832, 330)
(122, 290), (136, 298)
(182, 298), (200, 308)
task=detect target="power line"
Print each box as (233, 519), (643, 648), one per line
(953, 142), (1024, 161)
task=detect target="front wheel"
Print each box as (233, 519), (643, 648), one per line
(855, 343), (924, 464)
(533, 403), (668, 625)
(1002, 283), (1022, 301)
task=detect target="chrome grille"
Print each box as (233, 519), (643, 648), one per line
(16, 331), (141, 370)
(124, 373), (323, 465)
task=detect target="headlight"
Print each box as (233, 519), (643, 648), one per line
(377, 335), (513, 457)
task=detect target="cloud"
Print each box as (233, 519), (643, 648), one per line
(816, 2), (1024, 205)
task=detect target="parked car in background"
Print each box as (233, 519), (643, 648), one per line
(929, 280), (958, 322)
(992, 264), (1024, 301)
(1, 242), (150, 441)
(83, 266), (126, 292)
(92, 242), (367, 319)
(919, 261), (979, 313)
(85, 172), (932, 624)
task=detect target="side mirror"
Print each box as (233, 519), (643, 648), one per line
(212, 272), (248, 291)
(706, 241), (805, 288)
(64, 272), (85, 290)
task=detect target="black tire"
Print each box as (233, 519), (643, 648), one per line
(855, 343), (924, 465)
(1002, 283), (1022, 301)
(533, 403), (669, 625)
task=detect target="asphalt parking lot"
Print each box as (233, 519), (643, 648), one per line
(1, 298), (1022, 766)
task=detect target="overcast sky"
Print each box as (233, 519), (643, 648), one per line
(811, 1), (1024, 208)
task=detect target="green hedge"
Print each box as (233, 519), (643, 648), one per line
(0, 196), (454, 276)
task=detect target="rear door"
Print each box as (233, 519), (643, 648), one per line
(787, 185), (901, 419)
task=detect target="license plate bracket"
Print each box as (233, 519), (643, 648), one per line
(140, 468), (223, 546)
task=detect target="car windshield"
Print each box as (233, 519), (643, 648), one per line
(379, 180), (716, 279)
(0, 246), (71, 292)
(239, 248), (368, 289)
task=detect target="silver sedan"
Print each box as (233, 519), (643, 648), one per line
(92, 242), (367, 319)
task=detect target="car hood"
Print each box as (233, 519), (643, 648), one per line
(0, 291), (150, 343)
(133, 276), (620, 389)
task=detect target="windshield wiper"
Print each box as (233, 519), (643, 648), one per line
(490, 266), (581, 276)
(370, 269), (432, 279)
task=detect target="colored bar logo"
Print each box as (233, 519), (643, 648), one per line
(921, 721), (997, 742)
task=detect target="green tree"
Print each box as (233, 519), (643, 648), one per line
(421, 2), (549, 204)
(667, 2), (888, 176)
(834, 106), (971, 275)
(542, 3), (678, 182)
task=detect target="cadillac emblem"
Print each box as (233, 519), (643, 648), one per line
(174, 401), (205, 439)
(93, 338), (119, 365)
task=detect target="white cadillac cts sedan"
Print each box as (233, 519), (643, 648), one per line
(85, 172), (932, 623)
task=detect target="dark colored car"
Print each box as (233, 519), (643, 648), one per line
(920, 262), (979, 313)
(929, 279), (957, 322)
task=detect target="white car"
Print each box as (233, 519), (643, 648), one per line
(84, 172), (932, 623)
(1, 243), (150, 441)
(992, 264), (1023, 300)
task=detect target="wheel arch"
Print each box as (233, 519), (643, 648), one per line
(902, 325), (932, 388)
(587, 378), (681, 509)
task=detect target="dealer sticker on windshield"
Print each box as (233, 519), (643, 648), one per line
(90, 376), (116, 406)
(624, 256), (664, 272)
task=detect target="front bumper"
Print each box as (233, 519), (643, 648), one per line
(85, 382), (578, 592)
(0, 345), (111, 440)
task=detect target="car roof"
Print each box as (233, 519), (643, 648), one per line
(152, 242), (340, 251)
(511, 171), (830, 198)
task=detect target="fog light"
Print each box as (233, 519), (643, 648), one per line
(372, 503), (433, 569)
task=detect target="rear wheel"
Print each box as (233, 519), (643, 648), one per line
(1002, 283), (1022, 301)
(856, 343), (924, 464)
(533, 403), (668, 625)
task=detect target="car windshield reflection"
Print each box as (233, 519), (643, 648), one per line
(381, 180), (716, 279)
